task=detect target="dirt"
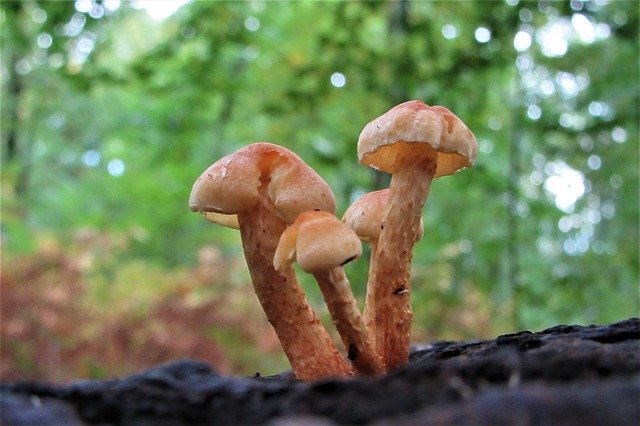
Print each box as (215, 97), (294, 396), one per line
(2, 317), (639, 425)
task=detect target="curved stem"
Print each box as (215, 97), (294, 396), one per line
(238, 197), (352, 381)
(313, 267), (385, 376)
(362, 240), (380, 355)
(366, 147), (436, 371)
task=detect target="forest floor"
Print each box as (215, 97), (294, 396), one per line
(1, 317), (639, 425)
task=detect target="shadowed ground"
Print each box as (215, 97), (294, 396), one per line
(2, 318), (638, 425)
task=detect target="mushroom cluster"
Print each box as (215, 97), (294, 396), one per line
(189, 101), (477, 381)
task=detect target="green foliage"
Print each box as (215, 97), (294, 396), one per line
(1, 0), (638, 379)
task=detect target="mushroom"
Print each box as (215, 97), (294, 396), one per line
(189, 142), (352, 381)
(342, 189), (423, 361)
(274, 210), (385, 376)
(357, 101), (477, 370)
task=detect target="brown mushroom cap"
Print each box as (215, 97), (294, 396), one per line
(274, 211), (362, 273)
(342, 189), (424, 243)
(189, 143), (336, 226)
(342, 190), (388, 243)
(357, 101), (477, 178)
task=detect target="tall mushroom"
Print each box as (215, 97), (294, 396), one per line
(189, 142), (352, 381)
(274, 211), (385, 376)
(357, 101), (477, 370)
(342, 189), (423, 362)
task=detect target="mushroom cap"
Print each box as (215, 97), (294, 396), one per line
(342, 189), (423, 243)
(274, 211), (362, 273)
(189, 143), (336, 227)
(357, 101), (477, 178)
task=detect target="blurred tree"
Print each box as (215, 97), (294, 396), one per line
(1, 0), (638, 379)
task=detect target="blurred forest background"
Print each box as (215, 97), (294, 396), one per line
(1, 0), (638, 382)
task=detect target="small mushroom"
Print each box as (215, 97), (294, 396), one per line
(357, 101), (477, 370)
(274, 211), (385, 376)
(342, 189), (423, 360)
(190, 142), (352, 381)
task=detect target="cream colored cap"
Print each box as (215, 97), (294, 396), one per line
(342, 189), (423, 243)
(274, 211), (362, 273)
(189, 143), (336, 228)
(357, 101), (477, 178)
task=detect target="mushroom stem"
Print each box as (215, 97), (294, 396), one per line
(312, 267), (385, 376)
(362, 240), (380, 351)
(238, 196), (353, 381)
(366, 146), (437, 371)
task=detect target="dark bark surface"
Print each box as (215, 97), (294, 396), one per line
(2, 318), (639, 425)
